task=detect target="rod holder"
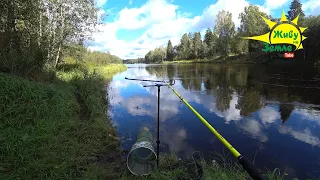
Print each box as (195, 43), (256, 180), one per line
(125, 77), (175, 168)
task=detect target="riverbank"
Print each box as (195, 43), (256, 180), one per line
(0, 62), (127, 179)
(162, 54), (258, 64)
(161, 54), (319, 65)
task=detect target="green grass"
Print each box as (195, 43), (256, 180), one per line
(89, 64), (128, 79)
(0, 62), (127, 179)
(57, 62), (127, 81)
(119, 152), (293, 180)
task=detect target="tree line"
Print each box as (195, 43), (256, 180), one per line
(123, 57), (145, 64)
(143, 0), (320, 64)
(63, 44), (122, 65)
(0, 0), (122, 76)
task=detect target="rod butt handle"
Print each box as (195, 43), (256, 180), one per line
(238, 156), (265, 180)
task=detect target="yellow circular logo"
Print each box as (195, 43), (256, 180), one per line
(243, 10), (307, 51)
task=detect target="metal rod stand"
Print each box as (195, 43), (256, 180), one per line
(144, 84), (167, 168)
(156, 85), (160, 167)
(125, 77), (174, 168)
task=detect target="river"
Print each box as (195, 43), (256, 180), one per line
(107, 63), (320, 179)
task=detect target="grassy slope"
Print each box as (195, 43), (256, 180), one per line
(0, 63), (127, 179)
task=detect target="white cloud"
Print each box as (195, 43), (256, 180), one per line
(240, 119), (268, 142)
(117, 7), (148, 30)
(190, 0), (271, 30)
(89, 0), (189, 59)
(278, 126), (320, 147)
(191, 0), (249, 30)
(311, 5), (320, 15)
(161, 125), (196, 156)
(264, 0), (290, 10)
(97, 9), (105, 18)
(259, 106), (280, 124)
(293, 107), (320, 126)
(303, 0), (320, 15)
(115, 0), (179, 30)
(89, 0), (272, 59)
(215, 95), (241, 123)
(257, 5), (271, 15)
(96, 0), (108, 7)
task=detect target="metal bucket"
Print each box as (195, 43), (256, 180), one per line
(127, 128), (157, 175)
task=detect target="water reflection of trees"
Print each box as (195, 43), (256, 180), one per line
(147, 64), (320, 121)
(236, 90), (262, 116)
(279, 104), (294, 124)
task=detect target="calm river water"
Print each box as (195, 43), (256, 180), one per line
(107, 63), (320, 179)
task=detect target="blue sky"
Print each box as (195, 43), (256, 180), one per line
(89, 0), (320, 59)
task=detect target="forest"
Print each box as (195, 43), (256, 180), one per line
(0, 0), (122, 77)
(0, 1), (127, 179)
(142, 1), (320, 64)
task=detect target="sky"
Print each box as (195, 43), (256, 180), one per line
(88, 0), (320, 59)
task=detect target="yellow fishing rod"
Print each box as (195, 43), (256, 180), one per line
(152, 68), (265, 180)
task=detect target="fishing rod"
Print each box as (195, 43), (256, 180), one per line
(125, 77), (175, 83)
(151, 68), (265, 180)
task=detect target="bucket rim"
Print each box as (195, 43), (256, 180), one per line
(126, 146), (157, 176)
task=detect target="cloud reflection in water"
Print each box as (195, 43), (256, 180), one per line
(108, 65), (320, 159)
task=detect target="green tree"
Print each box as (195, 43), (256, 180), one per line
(199, 43), (208, 59)
(187, 32), (194, 59)
(144, 46), (166, 63)
(203, 28), (217, 57)
(287, 0), (305, 21)
(231, 31), (248, 54)
(204, 28), (214, 46)
(239, 5), (269, 55)
(180, 33), (190, 59)
(214, 10), (235, 57)
(192, 32), (202, 58)
(175, 44), (183, 59)
(303, 16), (320, 63)
(173, 45), (179, 59)
(0, 0), (46, 74)
(145, 51), (152, 63)
(83, 50), (122, 64)
(166, 40), (174, 61)
(0, 0), (98, 75)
